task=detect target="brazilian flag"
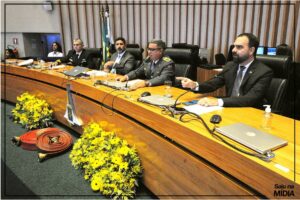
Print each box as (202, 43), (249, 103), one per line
(100, 5), (114, 69)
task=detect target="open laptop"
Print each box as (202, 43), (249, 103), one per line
(215, 123), (288, 154)
(139, 95), (178, 106)
(63, 66), (88, 77)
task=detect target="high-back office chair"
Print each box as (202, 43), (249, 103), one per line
(85, 48), (102, 69)
(171, 43), (200, 81)
(256, 55), (291, 114)
(165, 48), (193, 87)
(215, 53), (227, 65)
(126, 47), (144, 69)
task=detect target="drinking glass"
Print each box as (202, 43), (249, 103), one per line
(164, 80), (173, 98)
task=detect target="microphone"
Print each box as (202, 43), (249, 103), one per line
(168, 89), (191, 115)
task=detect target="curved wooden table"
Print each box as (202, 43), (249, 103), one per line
(2, 60), (299, 198)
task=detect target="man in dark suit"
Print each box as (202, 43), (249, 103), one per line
(57, 38), (96, 69)
(103, 37), (135, 75)
(117, 39), (175, 90)
(178, 33), (273, 107)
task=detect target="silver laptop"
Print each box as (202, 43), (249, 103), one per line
(63, 66), (88, 77)
(215, 123), (288, 154)
(139, 95), (178, 106)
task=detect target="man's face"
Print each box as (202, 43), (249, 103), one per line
(73, 41), (83, 53)
(115, 40), (126, 53)
(147, 43), (163, 61)
(232, 36), (255, 64)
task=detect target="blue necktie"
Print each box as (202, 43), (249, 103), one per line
(231, 66), (246, 96)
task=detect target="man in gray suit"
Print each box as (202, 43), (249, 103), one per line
(103, 37), (135, 75)
(178, 33), (273, 107)
(118, 39), (175, 90)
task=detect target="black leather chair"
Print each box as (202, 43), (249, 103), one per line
(256, 55), (292, 114)
(171, 43), (200, 80)
(85, 48), (102, 69)
(126, 47), (144, 69)
(165, 48), (193, 87)
(215, 53), (227, 65)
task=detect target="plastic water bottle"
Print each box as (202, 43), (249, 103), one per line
(261, 105), (272, 130)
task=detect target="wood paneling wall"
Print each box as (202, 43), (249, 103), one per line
(58, 0), (300, 62)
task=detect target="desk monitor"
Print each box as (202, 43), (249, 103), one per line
(256, 46), (266, 55)
(267, 47), (277, 55)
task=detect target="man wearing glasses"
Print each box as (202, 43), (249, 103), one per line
(117, 39), (175, 90)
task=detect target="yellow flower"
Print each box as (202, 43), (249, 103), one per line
(91, 179), (101, 191)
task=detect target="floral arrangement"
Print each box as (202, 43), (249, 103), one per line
(11, 92), (54, 130)
(70, 122), (143, 199)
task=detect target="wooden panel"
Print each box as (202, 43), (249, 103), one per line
(57, 1), (299, 62)
(197, 67), (226, 97)
(1, 73), (253, 197)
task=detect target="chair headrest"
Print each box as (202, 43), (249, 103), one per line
(256, 55), (291, 79)
(127, 44), (140, 48)
(85, 48), (102, 57)
(164, 48), (194, 64)
(126, 48), (144, 61)
(172, 43), (200, 52)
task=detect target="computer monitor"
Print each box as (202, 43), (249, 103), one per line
(256, 46), (265, 55)
(267, 47), (277, 55)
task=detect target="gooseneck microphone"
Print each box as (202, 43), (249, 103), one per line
(168, 89), (191, 116)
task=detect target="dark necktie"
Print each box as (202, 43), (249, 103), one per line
(150, 62), (155, 74)
(231, 66), (246, 96)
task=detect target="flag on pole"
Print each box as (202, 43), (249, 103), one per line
(100, 5), (114, 69)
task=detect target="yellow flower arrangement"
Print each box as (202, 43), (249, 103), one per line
(69, 122), (143, 199)
(11, 92), (54, 130)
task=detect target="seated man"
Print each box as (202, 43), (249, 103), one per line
(178, 33), (273, 107)
(103, 37), (135, 75)
(57, 38), (96, 69)
(118, 39), (175, 90)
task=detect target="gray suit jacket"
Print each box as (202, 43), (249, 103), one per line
(127, 56), (175, 86)
(110, 51), (135, 75)
(197, 60), (273, 107)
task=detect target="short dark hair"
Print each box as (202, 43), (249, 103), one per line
(237, 33), (259, 56)
(148, 39), (166, 50)
(114, 37), (126, 44)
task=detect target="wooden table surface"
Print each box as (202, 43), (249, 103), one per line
(2, 59), (299, 198)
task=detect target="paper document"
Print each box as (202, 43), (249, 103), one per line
(86, 70), (108, 76)
(184, 104), (223, 115)
(51, 64), (66, 69)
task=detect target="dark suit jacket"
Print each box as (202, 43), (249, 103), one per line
(110, 51), (135, 75)
(127, 56), (175, 86)
(59, 49), (96, 69)
(197, 60), (273, 107)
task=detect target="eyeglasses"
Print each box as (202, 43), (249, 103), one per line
(147, 48), (161, 52)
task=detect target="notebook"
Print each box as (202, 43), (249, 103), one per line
(63, 66), (88, 77)
(139, 95), (178, 106)
(215, 123), (288, 154)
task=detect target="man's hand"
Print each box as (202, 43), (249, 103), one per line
(116, 75), (128, 82)
(103, 61), (115, 72)
(129, 80), (146, 90)
(198, 97), (218, 107)
(176, 77), (197, 89)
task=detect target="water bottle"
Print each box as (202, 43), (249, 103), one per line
(261, 105), (272, 130)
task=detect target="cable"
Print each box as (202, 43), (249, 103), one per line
(179, 112), (275, 162)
